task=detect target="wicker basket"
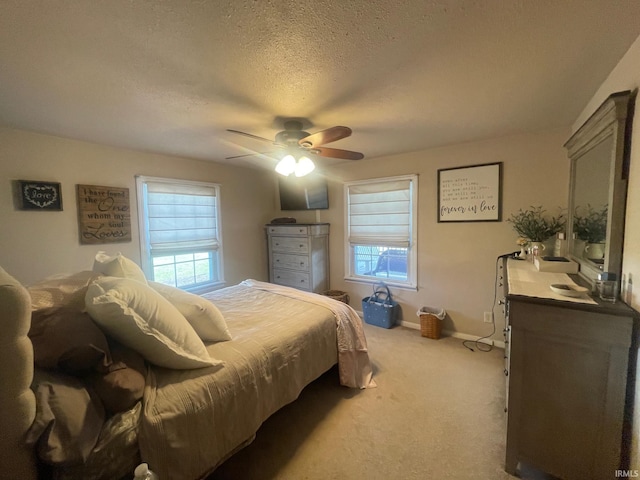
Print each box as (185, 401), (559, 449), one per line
(323, 290), (350, 304)
(419, 313), (442, 339)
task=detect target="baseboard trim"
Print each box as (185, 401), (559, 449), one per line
(356, 312), (505, 349)
(399, 320), (505, 349)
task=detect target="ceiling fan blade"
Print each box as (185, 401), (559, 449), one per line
(313, 147), (364, 160)
(226, 129), (275, 144)
(299, 126), (352, 148)
(225, 151), (278, 160)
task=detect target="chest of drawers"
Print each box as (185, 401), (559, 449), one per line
(503, 259), (636, 479)
(266, 223), (329, 293)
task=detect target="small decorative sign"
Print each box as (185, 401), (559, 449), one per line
(18, 180), (63, 210)
(76, 184), (132, 244)
(438, 162), (502, 222)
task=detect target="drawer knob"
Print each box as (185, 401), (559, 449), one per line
(275, 243), (280, 246)
(300, 279), (305, 283)
(300, 262), (304, 265)
(276, 275), (280, 279)
(299, 244), (304, 248)
(276, 259), (280, 262)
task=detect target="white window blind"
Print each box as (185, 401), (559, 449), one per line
(146, 181), (219, 256)
(347, 179), (412, 247)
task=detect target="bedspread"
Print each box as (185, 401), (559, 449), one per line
(240, 279), (375, 389)
(140, 283), (342, 479)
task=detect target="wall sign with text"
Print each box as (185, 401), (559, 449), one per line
(17, 180), (63, 211)
(76, 184), (132, 244)
(437, 162), (502, 222)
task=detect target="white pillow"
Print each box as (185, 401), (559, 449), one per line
(150, 282), (232, 342)
(85, 277), (221, 369)
(92, 252), (147, 285)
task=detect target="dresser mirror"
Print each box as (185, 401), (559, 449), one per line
(564, 90), (635, 291)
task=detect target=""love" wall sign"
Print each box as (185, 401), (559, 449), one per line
(18, 180), (63, 211)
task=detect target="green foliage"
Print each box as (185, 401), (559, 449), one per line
(573, 204), (607, 243)
(508, 206), (565, 242)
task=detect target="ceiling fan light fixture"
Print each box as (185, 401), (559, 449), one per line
(275, 154), (296, 176)
(294, 156), (315, 177)
(228, 122), (364, 164)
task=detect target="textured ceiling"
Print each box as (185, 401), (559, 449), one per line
(1, 1), (639, 170)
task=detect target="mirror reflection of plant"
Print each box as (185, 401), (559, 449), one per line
(508, 206), (565, 242)
(573, 204), (607, 243)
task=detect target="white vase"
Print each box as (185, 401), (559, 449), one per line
(584, 242), (605, 260)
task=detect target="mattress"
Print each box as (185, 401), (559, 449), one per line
(139, 284), (339, 480)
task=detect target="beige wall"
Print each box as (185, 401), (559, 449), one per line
(276, 130), (569, 341)
(0, 127), (277, 286)
(573, 33), (640, 470)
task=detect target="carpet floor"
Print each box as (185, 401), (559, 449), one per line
(209, 324), (546, 480)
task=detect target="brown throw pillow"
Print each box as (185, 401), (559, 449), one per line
(26, 369), (105, 466)
(87, 340), (146, 414)
(29, 307), (112, 374)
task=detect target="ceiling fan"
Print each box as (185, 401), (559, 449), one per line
(226, 120), (364, 176)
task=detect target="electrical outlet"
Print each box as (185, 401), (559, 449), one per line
(484, 311), (494, 323)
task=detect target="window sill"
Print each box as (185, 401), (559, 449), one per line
(344, 276), (418, 292)
(185, 280), (227, 295)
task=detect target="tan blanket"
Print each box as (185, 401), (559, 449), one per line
(140, 284), (341, 479)
(241, 279), (376, 389)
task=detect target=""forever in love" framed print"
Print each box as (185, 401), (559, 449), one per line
(437, 162), (502, 222)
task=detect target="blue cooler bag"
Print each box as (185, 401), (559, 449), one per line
(362, 282), (400, 328)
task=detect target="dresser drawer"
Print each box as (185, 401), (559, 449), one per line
(272, 253), (309, 271)
(272, 269), (311, 289)
(271, 236), (309, 254)
(267, 225), (310, 236)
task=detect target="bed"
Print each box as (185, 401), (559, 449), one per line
(0, 259), (374, 480)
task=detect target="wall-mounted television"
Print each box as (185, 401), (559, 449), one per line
(278, 175), (329, 210)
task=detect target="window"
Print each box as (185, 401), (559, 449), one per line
(345, 175), (418, 288)
(136, 176), (223, 291)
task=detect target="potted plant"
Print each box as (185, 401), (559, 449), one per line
(508, 206), (565, 255)
(573, 204), (607, 259)
(508, 206), (566, 242)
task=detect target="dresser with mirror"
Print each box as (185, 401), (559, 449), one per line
(503, 90), (638, 479)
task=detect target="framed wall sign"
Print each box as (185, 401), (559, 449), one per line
(437, 162), (502, 222)
(76, 184), (132, 244)
(17, 180), (63, 211)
